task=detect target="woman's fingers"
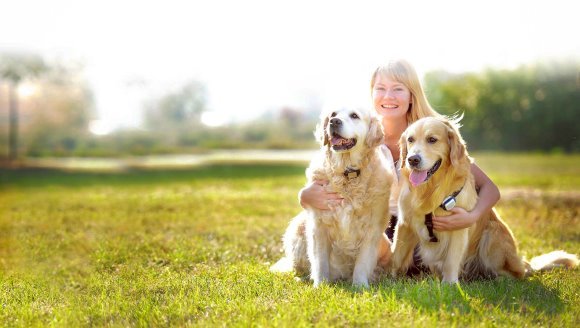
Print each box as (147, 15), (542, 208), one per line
(432, 207), (475, 231)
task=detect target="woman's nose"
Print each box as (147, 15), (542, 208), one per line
(384, 89), (396, 99)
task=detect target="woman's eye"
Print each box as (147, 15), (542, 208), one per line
(407, 137), (415, 143)
(428, 137), (437, 144)
(350, 113), (359, 119)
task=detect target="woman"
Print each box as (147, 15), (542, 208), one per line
(299, 59), (500, 271)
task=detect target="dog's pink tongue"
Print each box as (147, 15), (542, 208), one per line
(409, 170), (428, 187)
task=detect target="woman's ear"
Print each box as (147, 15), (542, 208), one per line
(365, 116), (384, 148)
(399, 132), (408, 168)
(315, 116), (330, 147)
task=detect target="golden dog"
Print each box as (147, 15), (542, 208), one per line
(390, 116), (578, 282)
(271, 105), (393, 287)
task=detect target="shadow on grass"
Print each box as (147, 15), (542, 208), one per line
(0, 163), (306, 190)
(271, 267), (566, 318)
(373, 276), (566, 316)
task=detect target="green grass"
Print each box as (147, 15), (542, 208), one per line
(0, 153), (579, 327)
(473, 152), (580, 189)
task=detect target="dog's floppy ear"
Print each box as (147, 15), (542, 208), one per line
(314, 116), (330, 147)
(444, 119), (468, 167)
(399, 131), (408, 169)
(365, 116), (384, 148)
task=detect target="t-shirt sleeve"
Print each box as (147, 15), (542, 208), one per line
(379, 145), (400, 217)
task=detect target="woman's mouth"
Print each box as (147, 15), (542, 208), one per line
(381, 104), (398, 109)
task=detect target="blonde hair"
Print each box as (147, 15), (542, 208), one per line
(370, 59), (441, 124)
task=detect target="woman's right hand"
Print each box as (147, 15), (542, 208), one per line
(299, 180), (344, 210)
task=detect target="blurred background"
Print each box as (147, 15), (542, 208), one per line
(0, 0), (578, 163)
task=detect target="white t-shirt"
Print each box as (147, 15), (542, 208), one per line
(380, 144), (401, 217)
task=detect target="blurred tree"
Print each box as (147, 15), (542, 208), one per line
(279, 106), (302, 126)
(25, 80), (94, 157)
(526, 61), (580, 152)
(425, 70), (485, 148)
(0, 52), (47, 160)
(425, 59), (579, 152)
(143, 81), (207, 146)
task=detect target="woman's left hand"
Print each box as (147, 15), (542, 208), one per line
(432, 207), (478, 231)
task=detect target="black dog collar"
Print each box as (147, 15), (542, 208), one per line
(425, 184), (465, 243)
(343, 167), (361, 179)
(424, 213), (438, 242)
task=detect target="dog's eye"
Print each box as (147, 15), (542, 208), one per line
(407, 136), (415, 143)
(330, 112), (337, 118)
(350, 113), (359, 119)
(427, 137), (438, 144)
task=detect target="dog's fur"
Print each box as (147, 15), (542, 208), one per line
(390, 116), (578, 282)
(270, 105), (393, 287)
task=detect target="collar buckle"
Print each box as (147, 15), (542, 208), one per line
(343, 167), (361, 179)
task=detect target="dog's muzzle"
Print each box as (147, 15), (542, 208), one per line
(407, 154), (421, 168)
(328, 118), (356, 151)
(407, 155), (441, 175)
(408, 156), (442, 187)
(329, 118), (342, 135)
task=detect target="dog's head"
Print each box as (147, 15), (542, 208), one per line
(400, 116), (469, 187)
(315, 105), (383, 153)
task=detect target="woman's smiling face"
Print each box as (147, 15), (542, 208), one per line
(372, 74), (412, 120)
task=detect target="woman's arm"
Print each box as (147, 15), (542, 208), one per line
(299, 180), (344, 210)
(432, 163), (500, 231)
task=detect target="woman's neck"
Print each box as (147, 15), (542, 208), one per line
(382, 116), (408, 162)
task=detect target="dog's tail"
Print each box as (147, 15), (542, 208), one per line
(525, 250), (578, 274)
(270, 257), (294, 273)
(270, 212), (310, 275)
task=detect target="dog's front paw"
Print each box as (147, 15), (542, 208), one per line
(441, 271), (460, 284)
(312, 278), (328, 288)
(441, 277), (459, 284)
(352, 278), (370, 288)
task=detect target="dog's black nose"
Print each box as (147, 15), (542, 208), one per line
(330, 118), (342, 126)
(408, 155), (421, 167)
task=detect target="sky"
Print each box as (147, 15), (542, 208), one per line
(1, 0), (579, 134)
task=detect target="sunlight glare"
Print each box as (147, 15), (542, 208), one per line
(201, 111), (227, 127)
(89, 120), (114, 136)
(17, 83), (36, 98)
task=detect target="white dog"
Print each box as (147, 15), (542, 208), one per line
(271, 105), (393, 287)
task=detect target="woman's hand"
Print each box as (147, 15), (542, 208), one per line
(432, 163), (499, 231)
(299, 180), (344, 210)
(432, 207), (478, 231)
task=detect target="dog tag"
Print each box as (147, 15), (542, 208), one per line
(441, 196), (456, 211)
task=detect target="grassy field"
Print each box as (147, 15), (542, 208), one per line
(0, 153), (578, 327)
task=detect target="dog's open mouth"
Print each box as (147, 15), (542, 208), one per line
(409, 159), (442, 187)
(330, 133), (356, 151)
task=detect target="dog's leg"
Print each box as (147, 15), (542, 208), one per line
(441, 230), (468, 283)
(390, 219), (418, 277)
(353, 232), (381, 288)
(307, 220), (331, 287)
(377, 233), (392, 269)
